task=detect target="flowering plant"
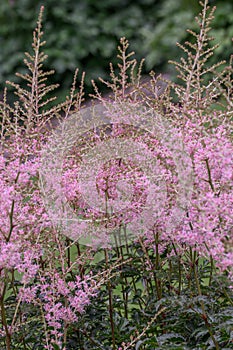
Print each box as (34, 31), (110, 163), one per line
(0, 1), (232, 349)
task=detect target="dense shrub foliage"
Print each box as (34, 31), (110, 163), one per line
(0, 1), (232, 349)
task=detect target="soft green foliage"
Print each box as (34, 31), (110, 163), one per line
(75, 249), (233, 349)
(0, 0), (161, 100)
(142, 0), (233, 73)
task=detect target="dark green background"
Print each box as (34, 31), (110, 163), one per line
(0, 0), (232, 101)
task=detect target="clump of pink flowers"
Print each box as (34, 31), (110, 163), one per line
(56, 100), (233, 278)
(0, 132), (99, 347)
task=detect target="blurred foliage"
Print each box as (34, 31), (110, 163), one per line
(0, 0), (232, 102)
(143, 0), (233, 72)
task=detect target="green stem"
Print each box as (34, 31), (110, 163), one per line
(209, 255), (213, 287)
(155, 231), (160, 271)
(104, 249), (116, 350)
(154, 232), (162, 300)
(0, 287), (11, 350)
(178, 256), (182, 295)
(193, 258), (220, 350)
